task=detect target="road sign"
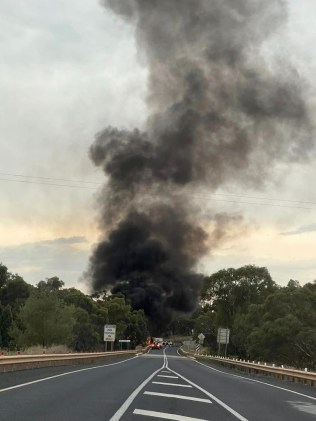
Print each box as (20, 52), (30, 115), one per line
(104, 324), (116, 342)
(217, 328), (230, 344)
(183, 340), (196, 352)
(198, 333), (205, 341)
(119, 340), (131, 343)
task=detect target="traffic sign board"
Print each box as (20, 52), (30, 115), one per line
(104, 324), (116, 342)
(217, 328), (230, 344)
(198, 333), (205, 341)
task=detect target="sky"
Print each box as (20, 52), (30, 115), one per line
(1, 0), (316, 290)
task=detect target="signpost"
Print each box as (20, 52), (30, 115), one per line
(119, 339), (131, 351)
(183, 340), (196, 352)
(104, 324), (116, 351)
(195, 333), (206, 354)
(217, 328), (230, 357)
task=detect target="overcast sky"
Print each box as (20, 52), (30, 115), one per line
(1, 0), (316, 290)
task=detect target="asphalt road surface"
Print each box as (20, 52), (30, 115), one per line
(0, 347), (315, 420)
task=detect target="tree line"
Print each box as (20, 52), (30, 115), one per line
(0, 264), (147, 351)
(173, 265), (316, 370)
(0, 262), (315, 369)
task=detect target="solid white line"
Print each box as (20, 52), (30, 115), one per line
(167, 367), (248, 421)
(144, 391), (212, 403)
(0, 356), (138, 394)
(177, 347), (183, 357)
(152, 381), (192, 388)
(133, 409), (209, 420)
(193, 359), (316, 402)
(109, 366), (163, 421)
(157, 375), (179, 379)
(109, 352), (167, 421)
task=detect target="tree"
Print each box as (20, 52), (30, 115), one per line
(0, 305), (13, 348)
(1, 274), (30, 310)
(71, 308), (100, 352)
(15, 289), (75, 348)
(125, 309), (148, 345)
(37, 276), (64, 292)
(201, 265), (277, 328)
(0, 263), (8, 289)
(59, 288), (95, 313)
(0, 266), (30, 349)
(234, 280), (316, 369)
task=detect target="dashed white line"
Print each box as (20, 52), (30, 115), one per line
(144, 391), (212, 403)
(133, 409), (209, 420)
(152, 381), (192, 388)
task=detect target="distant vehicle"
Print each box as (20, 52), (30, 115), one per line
(146, 336), (163, 350)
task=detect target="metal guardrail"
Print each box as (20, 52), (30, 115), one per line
(180, 348), (316, 386)
(0, 350), (142, 372)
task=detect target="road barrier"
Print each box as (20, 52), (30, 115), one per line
(180, 348), (316, 387)
(0, 350), (143, 373)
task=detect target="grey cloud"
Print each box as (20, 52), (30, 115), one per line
(0, 237), (90, 286)
(38, 236), (88, 246)
(281, 224), (316, 236)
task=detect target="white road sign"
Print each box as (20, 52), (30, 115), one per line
(198, 333), (205, 341)
(104, 324), (116, 342)
(217, 328), (230, 344)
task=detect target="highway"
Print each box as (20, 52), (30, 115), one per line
(0, 347), (315, 420)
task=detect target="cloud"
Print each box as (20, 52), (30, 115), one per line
(38, 236), (88, 246)
(0, 236), (91, 287)
(281, 224), (316, 236)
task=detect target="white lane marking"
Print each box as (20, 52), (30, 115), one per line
(110, 351), (167, 421)
(141, 355), (165, 359)
(193, 359), (316, 402)
(152, 381), (192, 388)
(177, 347), (183, 357)
(109, 366), (163, 421)
(157, 375), (179, 379)
(144, 391), (212, 403)
(166, 366), (248, 421)
(0, 356), (139, 394)
(133, 409), (209, 420)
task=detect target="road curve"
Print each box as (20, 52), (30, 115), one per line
(0, 347), (315, 420)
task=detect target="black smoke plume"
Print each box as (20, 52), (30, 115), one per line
(87, 0), (313, 332)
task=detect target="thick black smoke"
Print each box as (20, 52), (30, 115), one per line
(87, 0), (313, 332)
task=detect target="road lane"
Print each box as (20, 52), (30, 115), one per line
(0, 347), (315, 420)
(122, 349), (246, 421)
(167, 348), (316, 421)
(0, 353), (163, 421)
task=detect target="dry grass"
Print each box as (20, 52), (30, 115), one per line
(23, 345), (72, 355)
